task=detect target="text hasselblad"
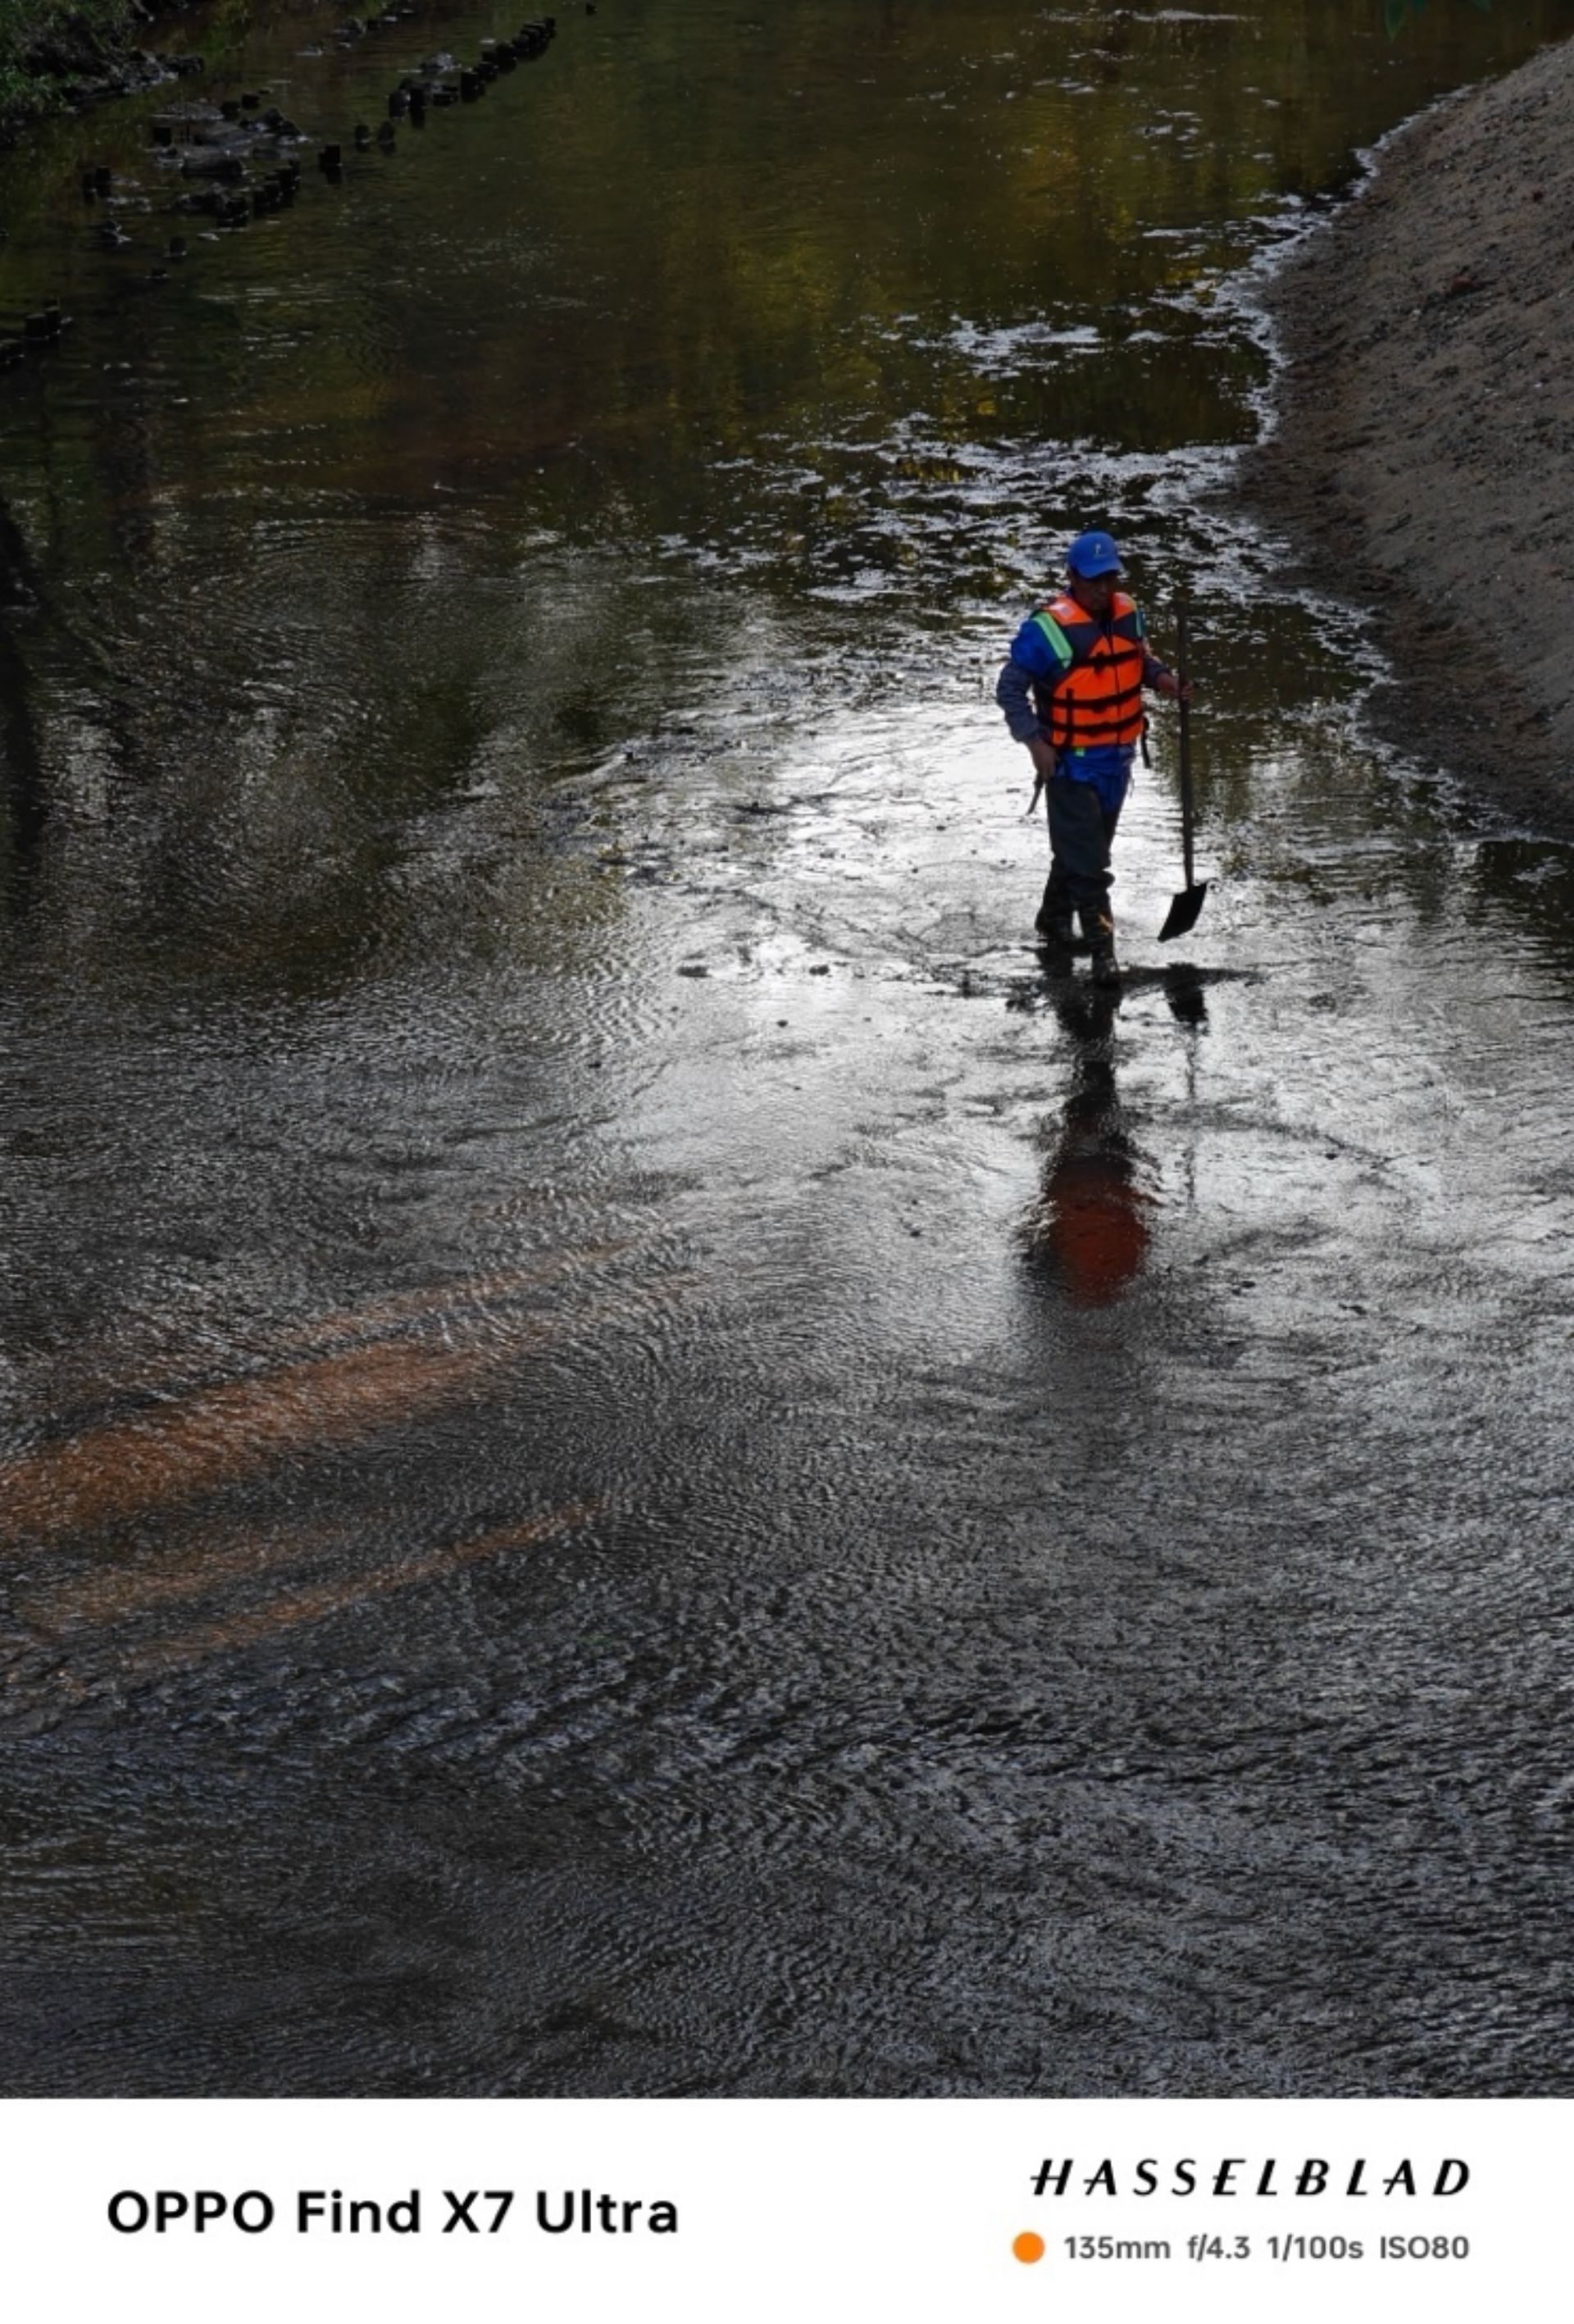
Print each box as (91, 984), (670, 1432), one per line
(107, 2190), (678, 2236)
(1030, 2159), (1469, 2199)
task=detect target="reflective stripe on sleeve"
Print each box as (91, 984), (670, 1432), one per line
(1029, 608), (1075, 670)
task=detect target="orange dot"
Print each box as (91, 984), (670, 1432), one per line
(1012, 2231), (1046, 2265)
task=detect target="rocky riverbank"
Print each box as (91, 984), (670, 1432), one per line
(1241, 33), (1574, 837)
(0, 1), (188, 143)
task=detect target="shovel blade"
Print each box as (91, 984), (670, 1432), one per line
(1158, 880), (1208, 944)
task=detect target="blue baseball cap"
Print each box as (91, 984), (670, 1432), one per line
(1066, 529), (1124, 580)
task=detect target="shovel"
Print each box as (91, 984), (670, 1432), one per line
(1158, 598), (1208, 943)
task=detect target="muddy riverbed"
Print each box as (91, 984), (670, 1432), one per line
(1244, 30), (1574, 833)
(2, 0), (1572, 2096)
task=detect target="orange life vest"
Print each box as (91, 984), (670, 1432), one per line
(1029, 590), (1148, 754)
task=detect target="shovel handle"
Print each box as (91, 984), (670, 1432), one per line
(1176, 598), (1194, 891)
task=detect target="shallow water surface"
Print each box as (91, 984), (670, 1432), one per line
(1, 0), (1572, 2094)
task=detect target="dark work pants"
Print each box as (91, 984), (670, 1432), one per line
(1038, 774), (1123, 938)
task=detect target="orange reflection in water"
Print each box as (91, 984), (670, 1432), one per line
(1, 1247), (676, 1548)
(1034, 1147), (1154, 1308)
(0, 1333), (498, 1544)
(1020, 982), (1157, 1308)
(116, 1501), (603, 1679)
(12, 1501), (602, 1705)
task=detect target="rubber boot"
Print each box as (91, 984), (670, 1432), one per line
(1083, 907), (1120, 986)
(1035, 877), (1075, 948)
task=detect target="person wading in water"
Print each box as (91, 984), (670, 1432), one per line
(996, 529), (1192, 984)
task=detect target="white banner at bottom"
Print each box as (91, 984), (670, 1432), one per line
(0, 2096), (1563, 2322)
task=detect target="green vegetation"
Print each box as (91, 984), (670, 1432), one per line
(0, 0), (147, 130)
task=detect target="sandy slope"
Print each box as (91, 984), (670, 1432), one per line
(1241, 34), (1574, 835)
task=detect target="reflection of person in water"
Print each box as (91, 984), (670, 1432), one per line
(1020, 981), (1155, 1307)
